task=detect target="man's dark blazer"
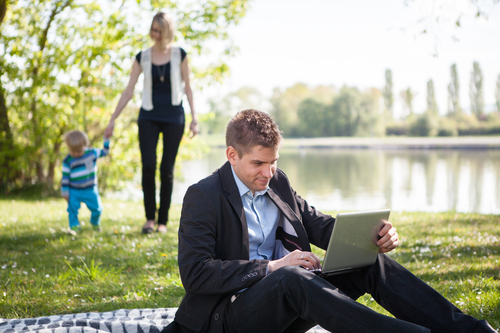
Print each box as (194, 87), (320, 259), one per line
(169, 161), (335, 333)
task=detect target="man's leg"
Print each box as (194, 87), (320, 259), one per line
(225, 265), (429, 333)
(327, 253), (484, 333)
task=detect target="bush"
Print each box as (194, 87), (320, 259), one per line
(386, 123), (408, 136)
(438, 118), (458, 137)
(409, 113), (439, 137)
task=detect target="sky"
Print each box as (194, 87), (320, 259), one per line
(194, 0), (500, 117)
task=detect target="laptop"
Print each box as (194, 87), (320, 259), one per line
(311, 209), (391, 278)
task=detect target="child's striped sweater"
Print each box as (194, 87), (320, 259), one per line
(61, 139), (110, 196)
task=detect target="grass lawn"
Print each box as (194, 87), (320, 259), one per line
(0, 198), (499, 329)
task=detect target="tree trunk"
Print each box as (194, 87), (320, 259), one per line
(47, 140), (61, 187)
(0, 73), (16, 188)
(31, 93), (45, 183)
(0, 0), (15, 189)
(0, 0), (7, 23)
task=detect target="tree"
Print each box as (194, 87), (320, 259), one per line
(400, 87), (414, 117)
(0, 0), (249, 192)
(469, 61), (484, 119)
(270, 83), (312, 137)
(447, 63), (462, 116)
(495, 73), (500, 113)
(383, 69), (393, 119)
(203, 86), (268, 135)
(0, 0), (16, 189)
(328, 86), (381, 137)
(296, 99), (328, 137)
(426, 79), (438, 116)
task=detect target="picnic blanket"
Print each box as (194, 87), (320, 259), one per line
(0, 308), (329, 333)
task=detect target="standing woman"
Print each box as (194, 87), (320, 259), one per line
(105, 12), (198, 234)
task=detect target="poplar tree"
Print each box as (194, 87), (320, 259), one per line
(383, 69), (393, 118)
(427, 79), (439, 116)
(469, 61), (484, 119)
(447, 64), (461, 116)
(400, 87), (414, 117)
(495, 73), (500, 113)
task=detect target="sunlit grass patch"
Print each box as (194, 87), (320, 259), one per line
(0, 198), (183, 318)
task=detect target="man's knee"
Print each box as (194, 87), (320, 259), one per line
(272, 265), (315, 284)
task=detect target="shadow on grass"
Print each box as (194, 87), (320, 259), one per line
(0, 185), (59, 201)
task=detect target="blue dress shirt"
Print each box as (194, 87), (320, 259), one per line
(231, 166), (279, 260)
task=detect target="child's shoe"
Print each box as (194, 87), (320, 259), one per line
(92, 224), (101, 232)
(69, 225), (81, 235)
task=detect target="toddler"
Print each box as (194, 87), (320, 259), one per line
(61, 130), (110, 232)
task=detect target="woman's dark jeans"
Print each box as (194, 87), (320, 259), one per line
(138, 120), (184, 226)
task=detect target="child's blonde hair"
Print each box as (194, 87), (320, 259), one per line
(64, 130), (89, 154)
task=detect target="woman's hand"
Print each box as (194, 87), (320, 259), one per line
(104, 120), (115, 139)
(189, 120), (199, 138)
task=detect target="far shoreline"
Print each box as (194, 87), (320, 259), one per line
(202, 135), (500, 150)
(282, 136), (500, 149)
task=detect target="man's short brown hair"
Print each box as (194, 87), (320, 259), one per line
(225, 109), (283, 157)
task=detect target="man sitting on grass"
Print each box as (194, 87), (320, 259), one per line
(166, 109), (497, 333)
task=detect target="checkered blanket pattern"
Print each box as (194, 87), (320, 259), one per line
(0, 308), (328, 333)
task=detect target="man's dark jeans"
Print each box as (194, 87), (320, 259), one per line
(225, 254), (479, 333)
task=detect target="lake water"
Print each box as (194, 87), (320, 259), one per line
(112, 147), (500, 214)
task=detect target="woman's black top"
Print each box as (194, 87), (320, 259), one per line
(136, 48), (187, 124)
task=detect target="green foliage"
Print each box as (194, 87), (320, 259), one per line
(198, 110), (230, 136)
(409, 112), (439, 137)
(330, 86), (383, 137)
(0, 0), (250, 193)
(457, 114), (500, 136)
(470, 61), (485, 119)
(267, 84), (384, 138)
(495, 73), (500, 113)
(426, 79), (439, 116)
(201, 86), (267, 135)
(296, 98), (328, 137)
(400, 87), (414, 117)
(270, 83), (313, 137)
(437, 117), (459, 137)
(383, 69), (393, 118)
(447, 64), (462, 116)
(391, 111), (500, 137)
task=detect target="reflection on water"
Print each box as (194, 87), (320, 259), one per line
(171, 147), (500, 214)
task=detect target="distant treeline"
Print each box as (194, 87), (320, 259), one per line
(201, 63), (500, 138)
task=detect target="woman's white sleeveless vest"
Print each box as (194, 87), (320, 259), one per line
(140, 46), (184, 110)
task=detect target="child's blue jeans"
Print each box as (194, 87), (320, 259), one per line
(67, 186), (102, 228)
